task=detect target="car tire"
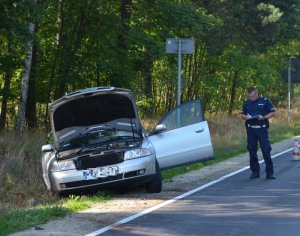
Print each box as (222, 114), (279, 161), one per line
(146, 161), (162, 193)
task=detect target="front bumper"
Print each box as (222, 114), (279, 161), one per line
(49, 154), (156, 192)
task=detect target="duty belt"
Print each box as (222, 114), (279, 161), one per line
(247, 124), (266, 129)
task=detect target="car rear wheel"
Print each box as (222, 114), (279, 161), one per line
(146, 161), (162, 193)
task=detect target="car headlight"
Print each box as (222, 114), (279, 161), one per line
(51, 160), (76, 172)
(124, 148), (151, 160)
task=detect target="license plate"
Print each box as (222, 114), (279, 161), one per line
(89, 166), (119, 178)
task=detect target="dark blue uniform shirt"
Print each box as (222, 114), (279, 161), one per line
(241, 97), (276, 127)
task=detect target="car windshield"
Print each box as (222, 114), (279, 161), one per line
(59, 128), (141, 151)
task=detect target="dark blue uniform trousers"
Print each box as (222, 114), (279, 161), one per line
(246, 127), (274, 175)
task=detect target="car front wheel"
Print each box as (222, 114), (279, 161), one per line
(146, 161), (162, 193)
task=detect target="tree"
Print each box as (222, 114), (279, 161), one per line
(1, 0), (300, 130)
(15, 21), (36, 133)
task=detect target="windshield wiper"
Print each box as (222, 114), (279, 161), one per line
(85, 124), (115, 133)
(74, 143), (110, 154)
(59, 124), (114, 146)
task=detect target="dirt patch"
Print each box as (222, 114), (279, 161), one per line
(10, 136), (298, 236)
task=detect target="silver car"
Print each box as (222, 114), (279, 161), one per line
(41, 87), (214, 194)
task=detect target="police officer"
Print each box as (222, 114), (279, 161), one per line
(241, 87), (276, 179)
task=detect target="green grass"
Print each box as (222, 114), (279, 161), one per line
(161, 147), (247, 181)
(1, 109), (300, 235)
(269, 124), (300, 143)
(0, 192), (110, 236)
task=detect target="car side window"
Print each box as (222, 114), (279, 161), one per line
(160, 100), (204, 132)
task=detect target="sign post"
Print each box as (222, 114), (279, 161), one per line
(166, 38), (194, 106)
(283, 57), (300, 122)
(177, 40), (182, 106)
(288, 57), (291, 123)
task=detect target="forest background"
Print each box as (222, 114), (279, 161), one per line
(2, 1), (300, 234)
(1, 0), (300, 132)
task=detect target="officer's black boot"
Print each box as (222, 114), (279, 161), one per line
(266, 174), (276, 179)
(250, 172), (260, 179)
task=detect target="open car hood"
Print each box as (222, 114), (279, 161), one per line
(49, 87), (142, 150)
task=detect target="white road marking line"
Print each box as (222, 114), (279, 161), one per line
(85, 147), (293, 236)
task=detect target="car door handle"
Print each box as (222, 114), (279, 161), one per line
(195, 129), (204, 133)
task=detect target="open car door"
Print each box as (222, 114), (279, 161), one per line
(148, 100), (214, 170)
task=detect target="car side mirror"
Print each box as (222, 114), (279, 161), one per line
(42, 144), (54, 153)
(153, 124), (167, 135)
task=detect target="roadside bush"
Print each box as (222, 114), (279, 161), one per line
(0, 131), (50, 207)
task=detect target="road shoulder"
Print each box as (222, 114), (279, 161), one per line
(9, 136), (299, 236)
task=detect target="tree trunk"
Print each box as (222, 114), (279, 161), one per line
(55, 1), (88, 98)
(228, 71), (237, 116)
(141, 58), (154, 115)
(0, 72), (12, 130)
(26, 21), (39, 129)
(25, 35), (38, 129)
(193, 43), (206, 98)
(54, 0), (67, 99)
(44, 0), (63, 128)
(110, 0), (132, 87)
(142, 57), (153, 97)
(0, 41), (13, 130)
(15, 22), (35, 133)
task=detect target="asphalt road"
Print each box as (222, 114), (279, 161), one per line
(98, 151), (300, 236)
